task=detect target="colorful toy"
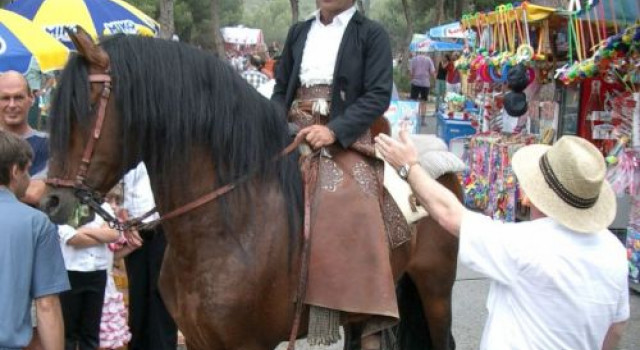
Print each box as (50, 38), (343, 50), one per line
(557, 24), (640, 86)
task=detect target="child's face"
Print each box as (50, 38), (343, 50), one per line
(107, 197), (120, 211)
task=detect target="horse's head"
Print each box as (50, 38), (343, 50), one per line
(41, 27), (123, 225)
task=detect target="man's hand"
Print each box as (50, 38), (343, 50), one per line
(117, 208), (143, 248)
(295, 125), (336, 150)
(374, 127), (419, 170)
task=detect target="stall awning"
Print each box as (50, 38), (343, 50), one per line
(410, 34), (464, 52)
(221, 26), (264, 45)
(429, 22), (475, 39)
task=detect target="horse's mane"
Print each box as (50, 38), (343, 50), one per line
(50, 35), (302, 238)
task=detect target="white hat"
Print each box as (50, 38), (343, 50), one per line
(512, 136), (616, 233)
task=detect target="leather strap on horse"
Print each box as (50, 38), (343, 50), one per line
(77, 74), (112, 183)
(286, 151), (316, 350)
(125, 136), (309, 232)
(134, 181), (239, 231)
(46, 73), (112, 189)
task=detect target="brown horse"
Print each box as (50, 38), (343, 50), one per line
(41, 28), (460, 350)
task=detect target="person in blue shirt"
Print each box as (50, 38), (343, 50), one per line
(0, 129), (69, 350)
(0, 71), (50, 206)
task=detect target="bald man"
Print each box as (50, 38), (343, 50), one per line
(0, 71), (49, 205)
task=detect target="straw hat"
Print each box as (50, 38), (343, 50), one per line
(512, 136), (616, 233)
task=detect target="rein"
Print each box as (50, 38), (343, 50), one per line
(47, 69), (305, 232)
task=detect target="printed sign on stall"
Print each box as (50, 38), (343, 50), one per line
(384, 100), (420, 136)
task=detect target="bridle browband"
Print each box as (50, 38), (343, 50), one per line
(47, 68), (302, 232)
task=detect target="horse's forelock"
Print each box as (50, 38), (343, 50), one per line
(49, 53), (93, 173)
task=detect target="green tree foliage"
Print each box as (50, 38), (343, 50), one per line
(370, 0), (434, 53)
(128, 0), (242, 48)
(242, 0), (316, 44)
(119, 0), (547, 50)
(242, 0), (291, 45)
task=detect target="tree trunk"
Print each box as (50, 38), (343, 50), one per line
(290, 0), (299, 23)
(436, 0), (445, 25)
(158, 0), (174, 39)
(400, 0), (413, 73)
(210, 0), (225, 57)
(453, 0), (464, 21)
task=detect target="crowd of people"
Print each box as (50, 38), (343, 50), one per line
(0, 0), (632, 349)
(0, 72), (176, 350)
(408, 51), (462, 123)
(227, 42), (281, 94)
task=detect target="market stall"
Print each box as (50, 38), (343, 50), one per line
(450, 0), (640, 289)
(440, 3), (560, 224)
(461, 133), (537, 221)
(446, 0), (638, 231)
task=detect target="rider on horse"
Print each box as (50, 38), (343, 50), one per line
(273, 1), (400, 348)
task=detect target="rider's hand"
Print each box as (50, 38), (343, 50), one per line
(296, 125), (336, 150)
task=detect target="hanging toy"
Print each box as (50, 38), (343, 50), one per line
(605, 135), (629, 165)
(516, 44), (534, 63)
(585, 80), (605, 142)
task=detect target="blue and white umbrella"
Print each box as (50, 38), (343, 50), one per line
(0, 9), (68, 73)
(428, 22), (474, 40)
(6, 0), (159, 49)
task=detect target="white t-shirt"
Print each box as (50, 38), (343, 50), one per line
(459, 211), (630, 350)
(123, 162), (159, 222)
(299, 6), (357, 87)
(58, 203), (116, 272)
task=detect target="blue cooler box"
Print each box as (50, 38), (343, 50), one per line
(436, 113), (476, 147)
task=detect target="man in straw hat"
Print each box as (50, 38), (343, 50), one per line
(375, 130), (629, 350)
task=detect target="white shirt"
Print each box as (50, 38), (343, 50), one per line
(299, 6), (357, 87)
(460, 211), (630, 350)
(122, 162), (159, 222)
(258, 79), (276, 99)
(58, 203), (116, 272)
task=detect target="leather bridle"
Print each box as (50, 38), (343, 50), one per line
(46, 69), (303, 232)
(46, 71), (127, 228)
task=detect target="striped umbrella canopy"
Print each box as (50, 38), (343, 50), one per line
(0, 9), (69, 73)
(6, 0), (159, 49)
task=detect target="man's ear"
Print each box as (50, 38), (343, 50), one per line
(9, 163), (19, 184)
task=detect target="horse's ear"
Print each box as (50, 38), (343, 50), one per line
(67, 26), (110, 69)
